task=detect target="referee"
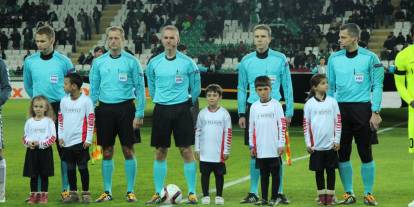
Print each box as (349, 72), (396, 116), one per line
(90, 26), (145, 203)
(145, 25), (201, 205)
(327, 23), (383, 206)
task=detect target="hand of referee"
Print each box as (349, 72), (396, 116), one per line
(278, 147), (285, 156)
(369, 113), (382, 131)
(133, 118), (143, 129)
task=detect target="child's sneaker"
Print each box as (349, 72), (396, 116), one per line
(318, 194), (326, 205)
(254, 199), (269, 206)
(95, 191), (113, 202)
(201, 196), (210, 204)
(126, 192), (137, 202)
(27, 192), (38, 205)
(38, 192), (48, 204)
(363, 193), (378, 206)
(61, 190), (70, 201)
(145, 193), (163, 205)
(186, 192), (198, 204)
(278, 193), (290, 204)
(81, 191), (91, 203)
(339, 192), (356, 205)
(63, 191), (79, 203)
(215, 196), (224, 205)
(240, 192), (260, 204)
(0, 189), (5, 203)
(326, 190), (336, 206)
(269, 198), (281, 206)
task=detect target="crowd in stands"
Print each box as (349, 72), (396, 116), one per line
(0, 0), (102, 54)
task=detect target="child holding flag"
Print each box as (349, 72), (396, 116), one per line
(303, 74), (341, 205)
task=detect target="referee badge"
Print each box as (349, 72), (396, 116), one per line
(354, 73), (364, 83)
(268, 75), (276, 83)
(175, 75), (183, 84)
(119, 72), (128, 82)
(50, 74), (58, 84)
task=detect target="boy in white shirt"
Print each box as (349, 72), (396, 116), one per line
(195, 84), (232, 205)
(58, 73), (94, 203)
(249, 76), (286, 206)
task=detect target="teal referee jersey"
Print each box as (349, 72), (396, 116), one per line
(146, 51), (201, 105)
(23, 51), (74, 103)
(237, 49), (294, 117)
(89, 50), (146, 118)
(327, 47), (384, 112)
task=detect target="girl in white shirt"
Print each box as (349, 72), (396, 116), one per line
(303, 74), (341, 205)
(23, 95), (56, 204)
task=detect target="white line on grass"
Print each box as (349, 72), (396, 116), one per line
(177, 122), (405, 204)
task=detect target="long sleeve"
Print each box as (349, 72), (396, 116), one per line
(248, 106), (255, 149)
(89, 60), (100, 104)
(223, 111), (232, 155)
(370, 55), (384, 112)
(22, 121), (30, 147)
(23, 60), (33, 98)
(146, 61), (155, 100)
(85, 99), (95, 144)
(276, 103), (286, 147)
(57, 111), (64, 142)
(237, 63), (248, 115)
(132, 59), (146, 118)
(303, 103), (312, 148)
(327, 55), (335, 97)
(188, 61), (201, 104)
(333, 100), (342, 144)
(394, 52), (414, 104)
(39, 119), (56, 149)
(0, 61), (11, 106)
(194, 113), (202, 152)
(280, 60), (294, 118)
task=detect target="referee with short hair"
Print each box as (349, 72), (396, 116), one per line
(145, 25), (201, 205)
(327, 23), (383, 206)
(90, 26), (145, 203)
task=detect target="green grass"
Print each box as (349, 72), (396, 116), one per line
(1, 99), (411, 206)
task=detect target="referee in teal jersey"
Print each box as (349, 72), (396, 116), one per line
(90, 26), (145, 203)
(327, 23), (383, 206)
(145, 25), (201, 205)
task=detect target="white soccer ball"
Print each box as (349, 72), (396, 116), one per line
(160, 184), (183, 204)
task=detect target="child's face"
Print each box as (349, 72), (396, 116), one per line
(314, 79), (329, 93)
(206, 91), (221, 107)
(33, 99), (47, 117)
(256, 86), (271, 100)
(63, 78), (76, 94)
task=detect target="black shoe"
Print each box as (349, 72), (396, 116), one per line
(278, 194), (290, 204)
(240, 193), (259, 204)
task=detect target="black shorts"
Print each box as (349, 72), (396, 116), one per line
(62, 143), (90, 165)
(255, 157), (282, 170)
(23, 147), (54, 177)
(95, 100), (140, 147)
(338, 102), (378, 146)
(151, 101), (194, 148)
(51, 102), (64, 157)
(200, 161), (226, 175)
(309, 149), (339, 171)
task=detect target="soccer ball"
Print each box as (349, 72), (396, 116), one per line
(160, 184), (183, 204)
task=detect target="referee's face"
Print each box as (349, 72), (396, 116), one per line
(254, 29), (271, 51)
(161, 29), (179, 51)
(35, 34), (54, 54)
(339, 29), (357, 50)
(107, 30), (124, 52)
